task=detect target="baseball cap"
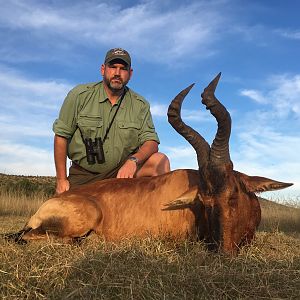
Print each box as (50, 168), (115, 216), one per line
(104, 48), (131, 67)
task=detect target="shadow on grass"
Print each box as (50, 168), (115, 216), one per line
(49, 237), (300, 300)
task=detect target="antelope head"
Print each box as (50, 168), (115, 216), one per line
(168, 73), (293, 254)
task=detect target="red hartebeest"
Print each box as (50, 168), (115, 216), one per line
(5, 73), (292, 254)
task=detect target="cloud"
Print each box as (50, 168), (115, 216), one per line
(232, 129), (300, 200)
(162, 145), (197, 170)
(150, 104), (168, 117)
(0, 141), (55, 176)
(240, 73), (300, 118)
(0, 65), (71, 148)
(275, 29), (300, 40)
(234, 126), (300, 168)
(0, 65), (66, 176)
(240, 89), (268, 104)
(0, 118), (52, 138)
(0, 0), (227, 64)
(151, 103), (212, 122)
(0, 65), (71, 111)
(268, 74), (300, 117)
(235, 73), (300, 199)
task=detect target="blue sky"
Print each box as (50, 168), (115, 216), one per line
(0, 0), (299, 201)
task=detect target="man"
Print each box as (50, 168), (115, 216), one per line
(53, 48), (170, 195)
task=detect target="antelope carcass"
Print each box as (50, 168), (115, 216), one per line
(5, 73), (292, 254)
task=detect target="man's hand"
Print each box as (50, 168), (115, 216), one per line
(55, 178), (70, 195)
(117, 159), (137, 178)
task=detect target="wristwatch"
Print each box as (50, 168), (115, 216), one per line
(128, 156), (139, 165)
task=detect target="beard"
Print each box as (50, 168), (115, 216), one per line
(103, 75), (128, 93)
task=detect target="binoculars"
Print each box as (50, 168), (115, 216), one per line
(84, 137), (105, 165)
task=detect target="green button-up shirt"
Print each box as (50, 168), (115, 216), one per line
(53, 81), (160, 176)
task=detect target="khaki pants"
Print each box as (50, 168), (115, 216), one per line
(68, 163), (120, 188)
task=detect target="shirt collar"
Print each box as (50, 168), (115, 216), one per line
(99, 81), (128, 107)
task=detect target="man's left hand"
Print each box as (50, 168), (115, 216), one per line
(117, 159), (137, 178)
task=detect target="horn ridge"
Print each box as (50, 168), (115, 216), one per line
(168, 84), (210, 167)
(201, 73), (232, 165)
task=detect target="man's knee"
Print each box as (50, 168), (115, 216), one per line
(137, 152), (170, 177)
(152, 152), (170, 173)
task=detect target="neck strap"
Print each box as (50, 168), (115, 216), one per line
(102, 87), (127, 143)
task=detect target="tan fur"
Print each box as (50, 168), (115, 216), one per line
(23, 169), (200, 241)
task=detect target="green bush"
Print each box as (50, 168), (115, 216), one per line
(0, 174), (55, 198)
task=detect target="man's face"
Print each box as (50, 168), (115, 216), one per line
(101, 60), (132, 92)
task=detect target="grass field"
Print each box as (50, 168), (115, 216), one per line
(0, 174), (299, 299)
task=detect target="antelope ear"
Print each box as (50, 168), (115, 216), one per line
(236, 171), (293, 193)
(162, 186), (199, 210)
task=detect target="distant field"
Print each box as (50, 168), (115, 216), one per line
(0, 173), (299, 299)
(0, 173), (55, 216)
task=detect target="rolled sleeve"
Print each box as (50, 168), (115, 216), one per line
(53, 118), (74, 138)
(52, 88), (79, 138)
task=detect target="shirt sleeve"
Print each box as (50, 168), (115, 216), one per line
(52, 88), (79, 138)
(138, 102), (160, 145)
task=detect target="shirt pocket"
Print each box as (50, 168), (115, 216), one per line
(117, 121), (141, 148)
(77, 115), (103, 139)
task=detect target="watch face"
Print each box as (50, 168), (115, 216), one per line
(129, 156), (139, 164)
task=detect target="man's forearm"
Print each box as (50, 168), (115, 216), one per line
(54, 135), (68, 179)
(132, 140), (158, 165)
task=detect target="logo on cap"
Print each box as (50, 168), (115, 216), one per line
(105, 48), (131, 66)
(111, 48), (127, 56)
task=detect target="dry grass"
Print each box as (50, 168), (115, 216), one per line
(259, 198), (300, 234)
(0, 174), (299, 299)
(0, 191), (46, 217)
(0, 224), (299, 299)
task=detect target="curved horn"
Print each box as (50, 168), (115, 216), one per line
(168, 84), (210, 167)
(201, 73), (232, 165)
